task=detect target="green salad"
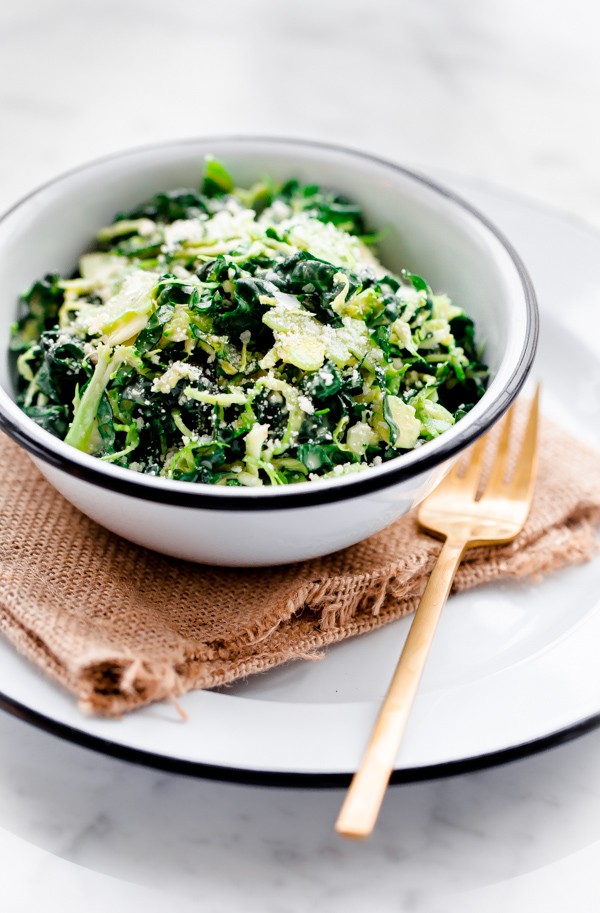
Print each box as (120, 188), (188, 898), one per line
(10, 158), (487, 487)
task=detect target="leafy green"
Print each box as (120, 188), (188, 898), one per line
(268, 252), (359, 325)
(297, 442), (354, 473)
(278, 181), (366, 235)
(213, 275), (275, 348)
(23, 403), (69, 437)
(202, 157), (235, 198)
(11, 274), (64, 351)
(117, 189), (210, 224)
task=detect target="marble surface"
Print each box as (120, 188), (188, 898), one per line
(1, 0), (600, 910)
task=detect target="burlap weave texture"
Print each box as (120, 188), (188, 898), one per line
(0, 416), (599, 717)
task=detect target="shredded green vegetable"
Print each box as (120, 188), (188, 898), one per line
(10, 158), (488, 487)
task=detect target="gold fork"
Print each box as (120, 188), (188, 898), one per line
(335, 387), (540, 840)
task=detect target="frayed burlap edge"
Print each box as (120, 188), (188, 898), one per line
(40, 510), (600, 716)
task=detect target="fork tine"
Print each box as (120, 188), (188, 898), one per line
(447, 433), (488, 496)
(480, 399), (517, 496)
(504, 384), (540, 502)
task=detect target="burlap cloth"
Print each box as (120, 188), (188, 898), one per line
(1, 413), (599, 718)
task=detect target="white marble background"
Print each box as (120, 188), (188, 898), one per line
(1, 0), (600, 910)
(2, 0), (600, 225)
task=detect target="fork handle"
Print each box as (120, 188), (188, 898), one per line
(335, 537), (466, 839)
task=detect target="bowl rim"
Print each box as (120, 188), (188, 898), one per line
(0, 136), (538, 511)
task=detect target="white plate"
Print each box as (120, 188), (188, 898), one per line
(0, 177), (599, 784)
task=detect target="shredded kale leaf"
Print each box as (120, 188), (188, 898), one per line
(11, 158), (488, 487)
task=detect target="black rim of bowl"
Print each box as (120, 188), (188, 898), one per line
(0, 137), (539, 511)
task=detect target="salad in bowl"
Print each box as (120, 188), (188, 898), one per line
(11, 157), (487, 490)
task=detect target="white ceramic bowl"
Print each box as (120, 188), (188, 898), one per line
(0, 138), (537, 566)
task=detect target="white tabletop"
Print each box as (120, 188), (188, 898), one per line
(1, 1), (600, 910)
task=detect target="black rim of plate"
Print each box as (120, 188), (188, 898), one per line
(1, 689), (598, 788)
(0, 136), (539, 511)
